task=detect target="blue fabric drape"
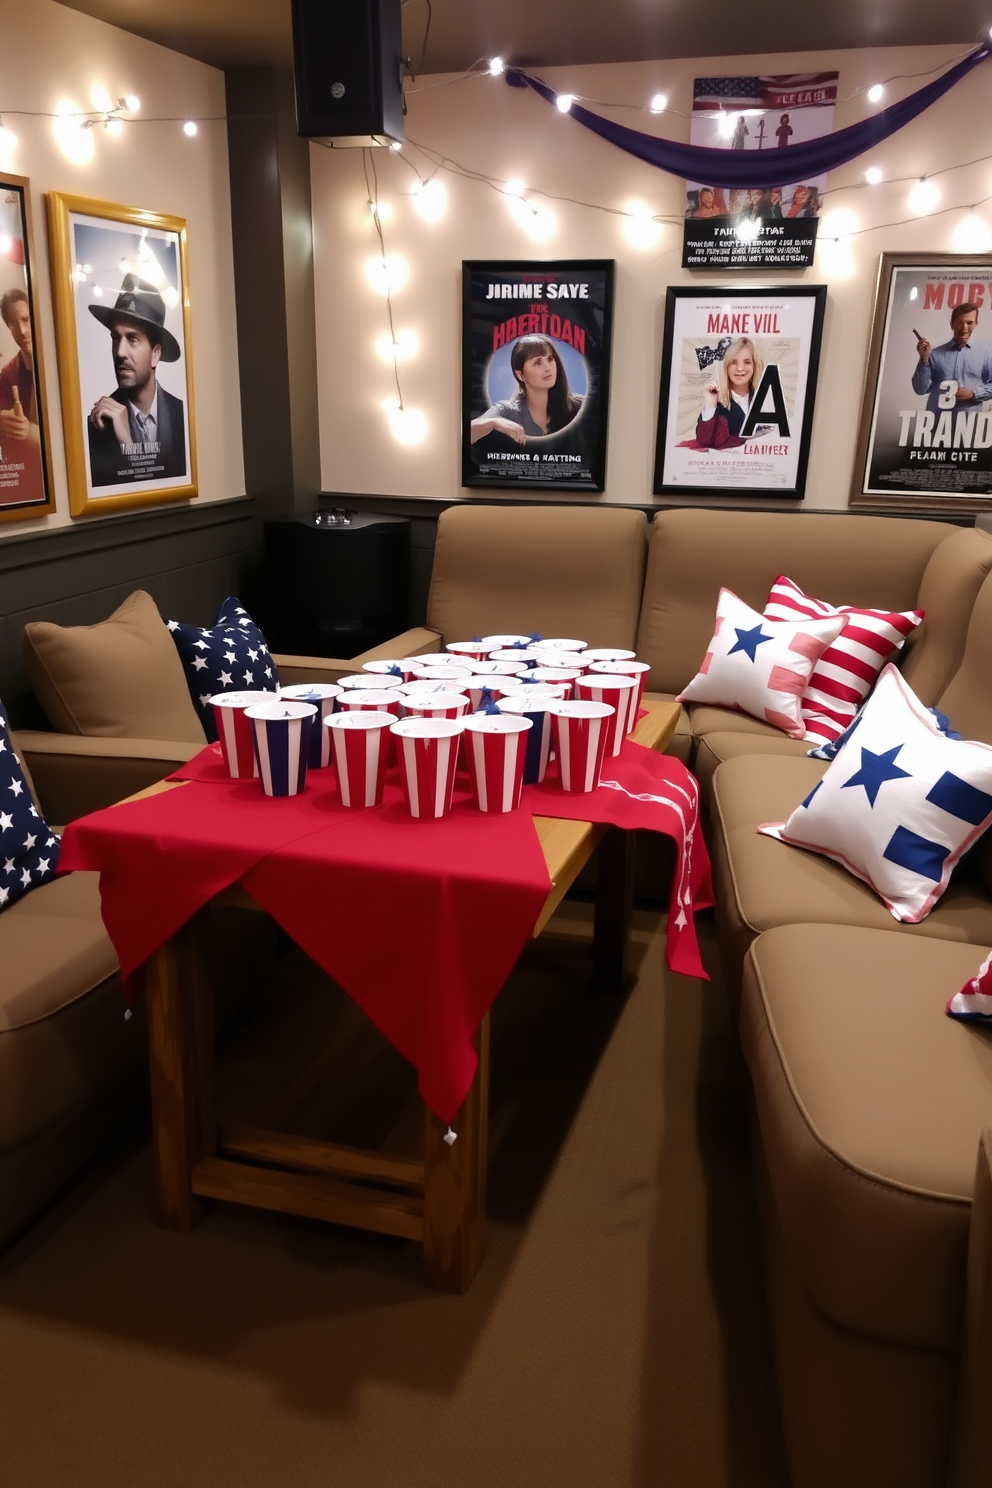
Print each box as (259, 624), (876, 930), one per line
(505, 47), (991, 189)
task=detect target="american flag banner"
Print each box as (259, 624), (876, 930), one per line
(0, 702), (59, 912)
(692, 74), (839, 112)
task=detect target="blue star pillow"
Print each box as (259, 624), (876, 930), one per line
(762, 664), (992, 921)
(0, 699), (60, 913)
(166, 597), (279, 742)
(677, 588), (845, 738)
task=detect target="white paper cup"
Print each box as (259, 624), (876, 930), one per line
(446, 640), (493, 661)
(536, 637), (587, 651)
(463, 676), (511, 710)
(589, 659), (651, 726)
(391, 716), (466, 819)
(574, 674), (638, 755)
(531, 649), (592, 673)
(337, 688), (404, 715)
(480, 634), (534, 649)
(497, 695), (557, 784)
(336, 672), (404, 691)
(462, 713), (532, 813)
(362, 659), (416, 683)
(401, 690), (471, 720)
(527, 666), (583, 692)
(579, 648), (637, 666)
(411, 664), (472, 685)
(210, 690), (278, 779)
(324, 711), (393, 807)
(488, 647), (541, 665)
(549, 700), (614, 792)
(245, 701), (316, 797)
(278, 684), (342, 768)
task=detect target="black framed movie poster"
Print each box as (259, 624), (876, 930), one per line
(851, 252), (992, 513)
(462, 260), (615, 491)
(653, 283), (826, 500)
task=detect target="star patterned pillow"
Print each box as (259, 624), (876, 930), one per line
(761, 664), (992, 922)
(676, 588), (846, 739)
(166, 597), (279, 742)
(0, 699), (60, 914)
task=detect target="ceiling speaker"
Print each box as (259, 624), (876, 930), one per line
(291, 0), (405, 147)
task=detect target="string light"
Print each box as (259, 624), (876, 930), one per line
(365, 253), (408, 294)
(375, 328), (419, 363)
(53, 98), (94, 163)
(556, 93), (576, 114)
(953, 212), (991, 252)
(0, 116), (16, 167)
(866, 84), (885, 103)
(412, 176), (446, 221)
(649, 93), (668, 113)
(908, 177), (941, 214)
(488, 57), (504, 77)
(382, 398), (427, 445)
(623, 199), (662, 249)
(734, 218), (761, 243)
(183, 120), (198, 137)
(864, 166), (883, 184)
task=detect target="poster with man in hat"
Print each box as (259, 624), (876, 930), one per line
(47, 194), (196, 516)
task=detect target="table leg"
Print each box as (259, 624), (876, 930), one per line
(422, 1013), (489, 1292)
(145, 908), (216, 1231)
(593, 826), (635, 994)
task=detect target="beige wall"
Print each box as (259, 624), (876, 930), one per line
(312, 44), (990, 509)
(0, 0), (243, 537)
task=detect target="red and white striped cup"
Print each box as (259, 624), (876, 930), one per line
(527, 666), (583, 692)
(324, 711), (393, 807)
(464, 676), (511, 710)
(549, 700), (615, 792)
(278, 683), (342, 768)
(401, 690), (470, 721)
(336, 672), (403, 691)
(578, 647), (636, 666)
(245, 700), (316, 797)
(467, 658), (527, 676)
(574, 674), (638, 755)
(535, 637), (586, 652)
(589, 659), (651, 730)
(446, 640), (493, 662)
(480, 633), (533, 649)
(362, 658), (416, 683)
(391, 716), (465, 820)
(497, 694), (556, 784)
(462, 713), (532, 813)
(488, 647), (540, 666)
(337, 688), (404, 716)
(410, 664), (472, 685)
(210, 689), (277, 778)
(532, 650), (591, 673)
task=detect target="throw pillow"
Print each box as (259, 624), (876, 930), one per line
(764, 574), (923, 749)
(23, 590), (205, 744)
(167, 596), (278, 741)
(947, 950), (992, 1021)
(0, 699), (59, 912)
(762, 664), (992, 922)
(676, 588), (845, 739)
(807, 705), (960, 761)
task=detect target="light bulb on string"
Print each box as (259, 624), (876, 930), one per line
(122, 95), (140, 113)
(183, 121), (198, 137)
(716, 110), (737, 140)
(866, 84), (885, 104)
(649, 93), (667, 113)
(623, 200), (662, 250)
(105, 118), (123, 137)
(382, 398), (427, 445)
(556, 94), (576, 114)
(735, 218), (761, 243)
(863, 166), (883, 185)
(54, 99), (94, 164)
(376, 328), (419, 363)
(390, 140), (402, 151)
(413, 177), (446, 222)
(489, 57), (504, 76)
(0, 117), (17, 168)
(953, 213), (991, 253)
(908, 178), (940, 215)
(365, 254), (408, 295)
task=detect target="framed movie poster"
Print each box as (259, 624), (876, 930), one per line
(47, 192), (197, 517)
(0, 174), (55, 522)
(851, 252), (992, 512)
(462, 260), (614, 491)
(653, 284), (826, 500)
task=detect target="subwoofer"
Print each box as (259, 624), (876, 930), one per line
(291, 0), (405, 147)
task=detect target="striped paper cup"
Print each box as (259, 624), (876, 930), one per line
(391, 716), (465, 820)
(479, 634), (534, 649)
(401, 690), (470, 721)
(463, 713), (532, 813)
(210, 690), (277, 779)
(549, 700), (614, 792)
(362, 659), (416, 683)
(527, 666), (583, 692)
(324, 711), (393, 807)
(336, 672), (404, 691)
(575, 674), (638, 755)
(488, 647), (541, 666)
(497, 695), (556, 784)
(578, 647), (637, 666)
(337, 688), (404, 715)
(464, 677), (511, 710)
(245, 701), (316, 797)
(467, 658), (527, 676)
(535, 637), (586, 652)
(588, 659), (651, 727)
(410, 664), (472, 685)
(446, 641), (492, 662)
(278, 684), (342, 768)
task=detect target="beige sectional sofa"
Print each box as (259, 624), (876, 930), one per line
(6, 501), (992, 1485)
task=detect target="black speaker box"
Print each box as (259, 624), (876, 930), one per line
(291, 0), (405, 147)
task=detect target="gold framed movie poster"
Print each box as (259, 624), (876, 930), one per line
(0, 173), (55, 522)
(47, 192), (197, 517)
(851, 252), (992, 512)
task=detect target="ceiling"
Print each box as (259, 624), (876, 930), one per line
(57, 0), (992, 75)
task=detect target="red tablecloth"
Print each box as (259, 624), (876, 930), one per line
(59, 739), (710, 1121)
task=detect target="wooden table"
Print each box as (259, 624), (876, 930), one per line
(142, 699), (680, 1291)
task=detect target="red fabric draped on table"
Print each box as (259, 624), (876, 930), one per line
(58, 740), (710, 1121)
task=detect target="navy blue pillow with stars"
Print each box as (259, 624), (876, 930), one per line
(0, 700), (60, 913)
(166, 597), (279, 742)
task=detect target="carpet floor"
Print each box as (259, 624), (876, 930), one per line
(0, 906), (789, 1487)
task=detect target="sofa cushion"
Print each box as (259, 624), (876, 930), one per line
(635, 508), (952, 696)
(0, 869), (118, 1031)
(426, 505), (648, 650)
(694, 729), (811, 796)
(762, 665), (992, 923)
(24, 590), (205, 745)
(764, 573), (923, 748)
(901, 526), (992, 705)
(677, 588), (844, 738)
(0, 698), (60, 913)
(742, 924), (992, 1351)
(167, 596), (279, 741)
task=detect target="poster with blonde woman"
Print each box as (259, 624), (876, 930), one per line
(462, 260), (614, 491)
(654, 285), (825, 498)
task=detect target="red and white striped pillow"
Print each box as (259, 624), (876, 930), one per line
(763, 575), (923, 748)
